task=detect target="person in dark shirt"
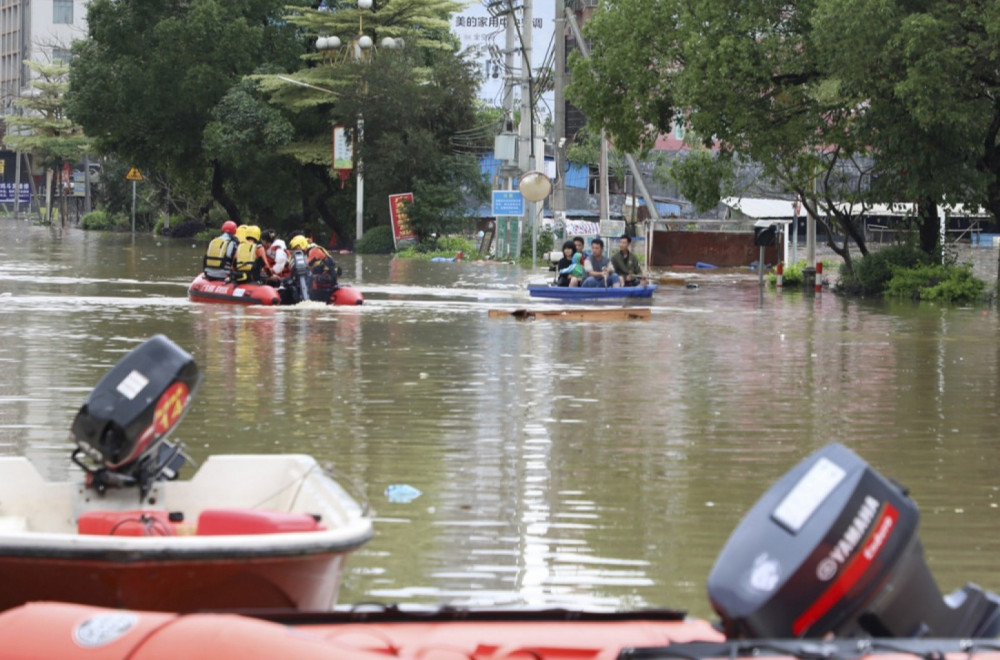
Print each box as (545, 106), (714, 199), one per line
(611, 235), (646, 286)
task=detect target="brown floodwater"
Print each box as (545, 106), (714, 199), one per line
(1, 220), (998, 620)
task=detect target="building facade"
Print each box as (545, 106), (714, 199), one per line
(0, 0), (87, 112)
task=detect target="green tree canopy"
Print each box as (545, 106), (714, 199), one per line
(250, 0), (487, 241)
(66, 0), (307, 222)
(568, 0), (1000, 275)
(4, 60), (90, 164)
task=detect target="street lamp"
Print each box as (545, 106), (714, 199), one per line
(314, 0), (403, 243)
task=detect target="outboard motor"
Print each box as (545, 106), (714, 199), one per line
(288, 249), (312, 304)
(70, 335), (201, 500)
(708, 443), (1000, 639)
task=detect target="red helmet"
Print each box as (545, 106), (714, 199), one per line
(221, 220), (237, 235)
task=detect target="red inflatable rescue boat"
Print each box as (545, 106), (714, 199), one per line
(187, 273), (363, 305)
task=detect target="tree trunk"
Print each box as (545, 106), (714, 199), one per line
(209, 160), (241, 223)
(916, 198), (939, 255)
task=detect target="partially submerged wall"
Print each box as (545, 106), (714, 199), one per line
(650, 231), (779, 268)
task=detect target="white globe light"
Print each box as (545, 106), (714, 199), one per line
(357, 0), (373, 8)
(327, 36), (341, 49)
(380, 37), (396, 49)
(518, 171), (552, 202)
(315, 37), (329, 50)
(358, 35), (373, 49)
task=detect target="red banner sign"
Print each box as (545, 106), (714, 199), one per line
(389, 192), (416, 246)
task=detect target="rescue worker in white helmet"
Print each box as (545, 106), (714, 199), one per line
(260, 228), (290, 286)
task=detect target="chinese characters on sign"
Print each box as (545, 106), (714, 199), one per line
(333, 125), (353, 171)
(450, 1), (554, 110)
(389, 192), (416, 248)
(0, 183), (29, 204)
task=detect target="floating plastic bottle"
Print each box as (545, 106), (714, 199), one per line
(385, 484), (422, 503)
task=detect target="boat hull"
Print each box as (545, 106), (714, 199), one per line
(188, 273), (364, 306)
(528, 284), (657, 300)
(0, 601), (722, 660)
(0, 551), (348, 612)
(0, 454), (373, 612)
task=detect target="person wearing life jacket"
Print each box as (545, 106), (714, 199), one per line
(260, 228), (290, 285)
(285, 235), (314, 304)
(203, 220), (238, 281)
(233, 225), (267, 284)
(303, 235), (341, 302)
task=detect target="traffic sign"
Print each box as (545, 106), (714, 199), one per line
(492, 190), (524, 216)
(125, 168), (143, 181)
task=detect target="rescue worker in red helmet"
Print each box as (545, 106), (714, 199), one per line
(203, 220), (238, 281)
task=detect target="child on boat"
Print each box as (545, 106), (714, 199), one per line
(558, 251), (585, 287)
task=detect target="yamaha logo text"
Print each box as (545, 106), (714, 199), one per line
(815, 495), (879, 581)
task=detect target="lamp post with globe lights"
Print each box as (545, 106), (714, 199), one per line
(313, 0), (403, 242)
(519, 170), (551, 268)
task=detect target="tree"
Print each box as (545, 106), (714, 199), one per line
(567, 0), (981, 276)
(812, 0), (1000, 282)
(3, 60), (90, 225)
(253, 0), (487, 241)
(66, 0), (307, 223)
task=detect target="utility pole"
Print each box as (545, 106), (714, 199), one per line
(517, 0), (533, 262)
(553, 0), (566, 227)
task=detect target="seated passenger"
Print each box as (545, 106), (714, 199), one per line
(232, 225), (267, 284)
(261, 228), (290, 286)
(582, 238), (621, 288)
(611, 235), (646, 286)
(555, 241), (577, 286)
(559, 252), (585, 287)
(203, 220), (238, 281)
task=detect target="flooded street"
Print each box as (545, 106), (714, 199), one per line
(1, 220), (999, 620)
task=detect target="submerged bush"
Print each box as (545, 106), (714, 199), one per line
(396, 235), (476, 260)
(884, 264), (987, 303)
(766, 260), (836, 288)
(356, 224), (395, 254)
(80, 210), (131, 231)
(837, 244), (931, 296)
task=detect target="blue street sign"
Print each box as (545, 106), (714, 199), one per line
(492, 190), (524, 216)
(0, 183), (29, 204)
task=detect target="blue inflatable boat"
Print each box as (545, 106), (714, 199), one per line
(527, 284), (657, 300)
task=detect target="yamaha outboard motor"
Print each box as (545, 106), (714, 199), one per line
(287, 249), (312, 304)
(70, 335), (201, 500)
(708, 443), (1000, 639)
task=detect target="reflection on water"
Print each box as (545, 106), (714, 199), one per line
(1, 220), (999, 618)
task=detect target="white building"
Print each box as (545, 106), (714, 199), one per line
(0, 0), (88, 109)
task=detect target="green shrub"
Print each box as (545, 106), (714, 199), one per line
(396, 235), (476, 260)
(520, 231), (554, 258)
(356, 224), (396, 254)
(884, 264), (987, 303)
(80, 210), (112, 230)
(766, 260), (836, 288)
(153, 214), (189, 236)
(837, 244), (930, 296)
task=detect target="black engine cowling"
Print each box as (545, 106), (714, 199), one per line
(708, 443), (1000, 639)
(70, 335), (201, 497)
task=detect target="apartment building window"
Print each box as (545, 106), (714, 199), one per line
(52, 48), (71, 65)
(54, 0), (73, 24)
